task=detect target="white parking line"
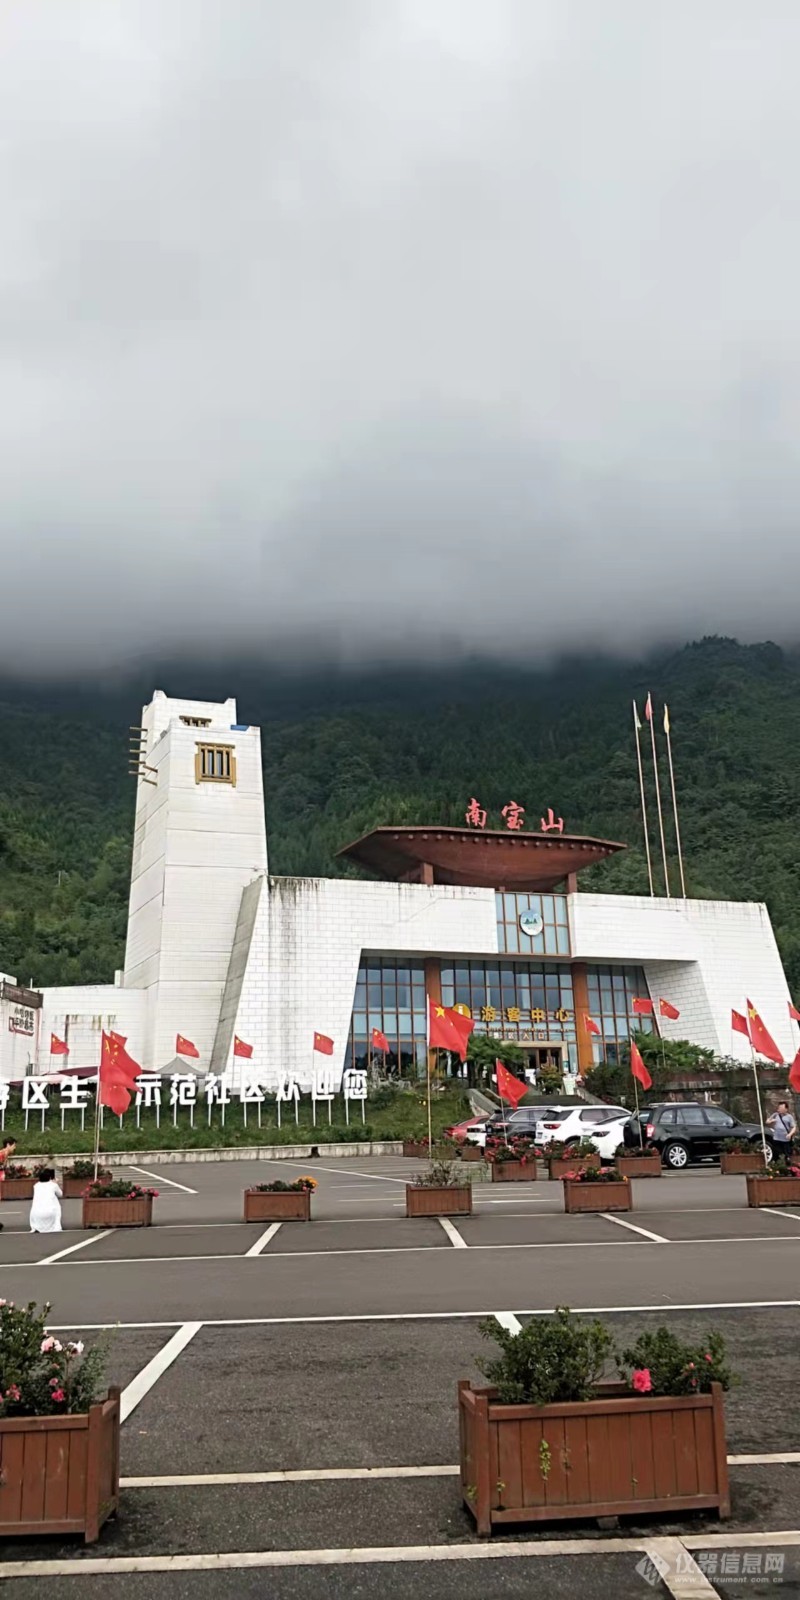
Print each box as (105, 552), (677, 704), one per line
(0, 1533), (679, 1578)
(760, 1207), (800, 1224)
(438, 1218), (467, 1248)
(599, 1214), (668, 1243)
(126, 1166), (197, 1194)
(122, 1464), (462, 1488)
(244, 1223), (282, 1257)
(118, 1450), (800, 1486)
(494, 1312), (522, 1334)
(120, 1321), (202, 1423)
(49, 1299), (800, 1330)
(38, 1230), (114, 1265)
(643, 1535), (716, 1598)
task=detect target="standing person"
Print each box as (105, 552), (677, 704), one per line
(29, 1167), (62, 1234)
(0, 1136), (17, 1231)
(767, 1101), (797, 1162)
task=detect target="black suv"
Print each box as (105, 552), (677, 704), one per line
(623, 1101), (771, 1170)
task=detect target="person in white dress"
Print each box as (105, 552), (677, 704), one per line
(29, 1168), (62, 1234)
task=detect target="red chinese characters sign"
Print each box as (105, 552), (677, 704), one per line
(464, 800), (566, 833)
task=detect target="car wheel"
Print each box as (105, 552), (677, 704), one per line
(663, 1140), (689, 1170)
(762, 1142), (774, 1166)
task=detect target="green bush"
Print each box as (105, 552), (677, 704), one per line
(478, 1308), (614, 1405)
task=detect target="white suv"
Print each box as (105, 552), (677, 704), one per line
(536, 1103), (630, 1150)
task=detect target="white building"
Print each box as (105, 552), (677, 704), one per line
(0, 689), (795, 1085)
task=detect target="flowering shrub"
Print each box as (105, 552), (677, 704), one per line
(619, 1145), (660, 1159)
(548, 1139), (599, 1162)
(65, 1160), (110, 1180)
(3, 1164), (33, 1180)
(0, 1300), (106, 1417)
(564, 1165), (628, 1184)
(721, 1139), (761, 1154)
(618, 1328), (732, 1396)
(474, 1308), (733, 1405)
(485, 1135), (537, 1165)
(252, 1176), (317, 1193)
(756, 1160), (800, 1179)
(84, 1180), (158, 1199)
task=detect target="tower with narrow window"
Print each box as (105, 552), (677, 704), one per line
(123, 691), (267, 1069)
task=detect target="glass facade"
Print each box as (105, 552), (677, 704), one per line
(495, 893), (570, 956)
(346, 958), (428, 1076)
(345, 955), (654, 1077)
(586, 964), (654, 1063)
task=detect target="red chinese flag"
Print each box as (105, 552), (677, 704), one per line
(732, 1009), (749, 1036)
(50, 1034), (69, 1056)
(98, 1030), (141, 1115)
(584, 1015), (601, 1036)
(632, 997), (654, 1016)
(630, 1040), (652, 1090)
(371, 1027), (389, 1053)
(789, 1002), (800, 1023)
(789, 1048), (800, 1093)
(746, 1001), (783, 1065)
(234, 1036), (253, 1059)
(313, 1032), (334, 1055)
(659, 998), (680, 1020)
(428, 1000), (474, 1062)
(176, 1034), (200, 1059)
(495, 1062), (527, 1107)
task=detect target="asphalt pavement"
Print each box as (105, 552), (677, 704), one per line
(1, 1155), (800, 1597)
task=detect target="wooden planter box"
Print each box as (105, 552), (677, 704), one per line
(746, 1175), (800, 1208)
(563, 1178), (631, 1213)
(721, 1151), (768, 1176)
(548, 1154), (600, 1181)
(406, 1185), (472, 1217)
(62, 1172), (111, 1200)
(458, 1380), (730, 1535)
(243, 1188), (311, 1221)
(0, 1178), (35, 1201)
(616, 1152), (662, 1179)
(0, 1388), (121, 1543)
(491, 1160), (538, 1183)
(403, 1141), (433, 1158)
(82, 1194), (153, 1228)
(457, 1144), (484, 1163)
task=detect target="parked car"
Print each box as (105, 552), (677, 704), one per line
(466, 1104), (552, 1149)
(443, 1115), (488, 1144)
(535, 1103), (630, 1151)
(582, 1114), (633, 1163)
(622, 1102), (772, 1169)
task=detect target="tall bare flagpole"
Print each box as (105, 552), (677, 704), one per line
(632, 700), (655, 897)
(645, 693), (670, 897)
(663, 703), (686, 898)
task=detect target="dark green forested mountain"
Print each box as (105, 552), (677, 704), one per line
(1, 636), (799, 990)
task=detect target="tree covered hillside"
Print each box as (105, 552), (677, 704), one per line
(1, 636), (799, 990)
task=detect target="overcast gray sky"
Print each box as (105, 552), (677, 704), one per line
(2, 0), (799, 675)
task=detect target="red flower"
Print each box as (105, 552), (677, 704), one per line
(632, 1368), (653, 1393)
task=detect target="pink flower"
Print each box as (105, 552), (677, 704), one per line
(69, 1341), (84, 1356)
(632, 1368), (653, 1393)
(51, 1389), (65, 1404)
(6, 1385), (20, 1402)
(704, 1353), (713, 1363)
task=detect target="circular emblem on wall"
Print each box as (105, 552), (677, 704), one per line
(519, 910), (544, 937)
(452, 1002), (472, 1017)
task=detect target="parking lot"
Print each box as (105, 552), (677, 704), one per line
(2, 1154), (800, 1596)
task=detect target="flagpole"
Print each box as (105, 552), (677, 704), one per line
(426, 1051), (433, 1157)
(746, 1008), (769, 1162)
(647, 696), (670, 896)
(663, 704), (687, 898)
(632, 1068), (643, 1149)
(92, 1052), (102, 1181)
(632, 702), (655, 897)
